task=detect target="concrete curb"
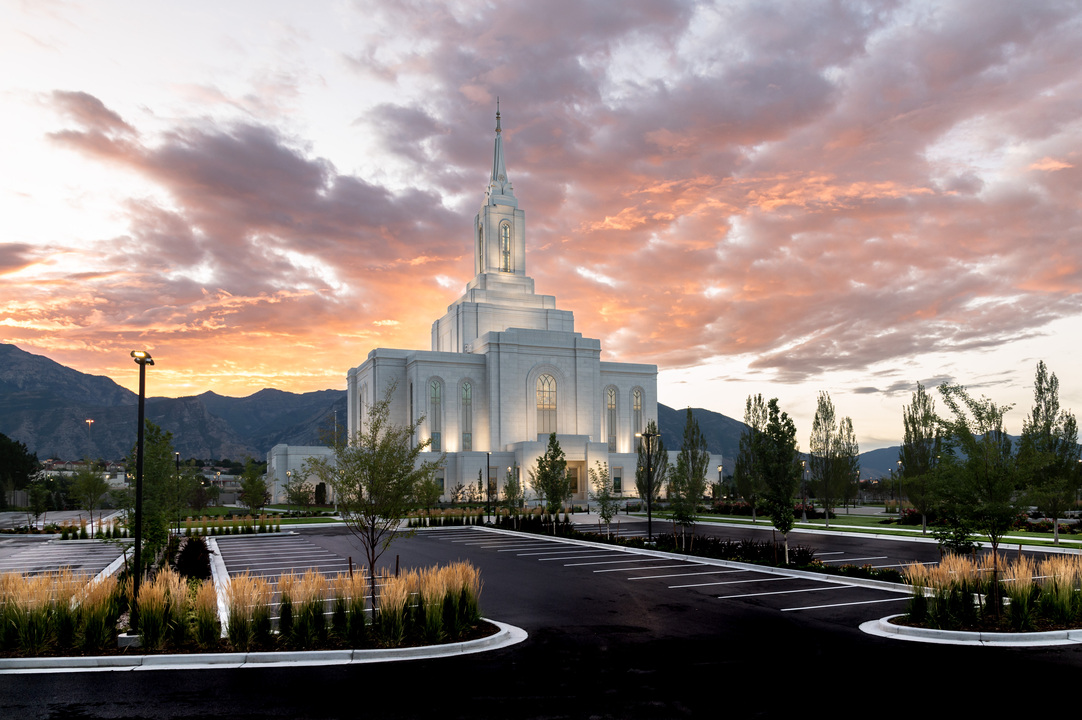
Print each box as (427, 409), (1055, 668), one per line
(860, 614), (1082, 646)
(0, 619), (527, 674)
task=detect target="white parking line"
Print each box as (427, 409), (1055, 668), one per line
(538, 554), (628, 561)
(628, 570), (743, 580)
(814, 551), (844, 556)
(781, 596), (910, 612)
(819, 556), (888, 564)
(669, 576), (795, 589)
(496, 545), (566, 551)
(592, 564), (696, 573)
(718, 585), (847, 600)
(562, 558), (663, 567)
(516, 549), (601, 556)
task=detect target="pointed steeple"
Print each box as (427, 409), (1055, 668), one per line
(486, 99), (516, 206)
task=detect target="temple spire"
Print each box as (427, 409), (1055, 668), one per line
(487, 100), (514, 204)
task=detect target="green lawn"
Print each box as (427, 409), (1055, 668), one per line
(645, 509), (1082, 547)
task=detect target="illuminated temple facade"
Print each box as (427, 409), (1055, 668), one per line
(346, 109), (657, 501)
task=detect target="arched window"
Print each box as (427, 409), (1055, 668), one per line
(537, 374), (557, 435)
(632, 388), (643, 440)
(500, 222), (512, 272)
(606, 387), (617, 452)
(461, 382), (473, 451)
(429, 380), (442, 451)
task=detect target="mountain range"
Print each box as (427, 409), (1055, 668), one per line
(0, 343), (901, 476)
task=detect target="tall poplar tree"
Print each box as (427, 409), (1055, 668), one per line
(761, 399), (800, 564)
(899, 382), (941, 534)
(809, 392), (859, 528)
(668, 408), (710, 548)
(734, 395), (767, 523)
(1019, 362), (1081, 544)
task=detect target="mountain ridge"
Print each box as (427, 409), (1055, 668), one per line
(0, 343), (900, 475)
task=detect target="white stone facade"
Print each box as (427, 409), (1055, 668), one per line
(266, 444), (336, 504)
(346, 108), (657, 502)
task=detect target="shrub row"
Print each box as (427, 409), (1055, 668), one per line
(184, 514), (280, 536)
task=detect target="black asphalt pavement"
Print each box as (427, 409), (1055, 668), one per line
(3, 524), (1082, 718)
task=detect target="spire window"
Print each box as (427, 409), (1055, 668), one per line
(500, 222), (512, 272)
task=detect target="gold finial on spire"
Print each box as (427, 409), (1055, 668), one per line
(496, 97), (501, 133)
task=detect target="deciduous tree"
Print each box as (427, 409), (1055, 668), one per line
(589, 461), (620, 538)
(899, 382), (941, 534)
(530, 433), (569, 515)
(760, 399), (800, 564)
(808, 393), (860, 528)
(668, 409), (710, 549)
(238, 459), (269, 515)
(634, 420), (667, 537)
(936, 383), (1020, 608)
(1019, 362), (1081, 544)
(303, 384), (442, 610)
(734, 395), (768, 523)
(72, 460), (110, 530)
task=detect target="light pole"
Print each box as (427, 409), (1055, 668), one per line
(130, 350), (153, 628)
(637, 430), (659, 542)
(896, 460), (903, 516)
(174, 451), (181, 534)
(801, 460), (808, 522)
(486, 452), (492, 521)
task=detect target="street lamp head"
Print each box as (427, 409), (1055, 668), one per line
(130, 350), (154, 366)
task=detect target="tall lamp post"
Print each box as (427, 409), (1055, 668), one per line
(637, 430), (659, 542)
(801, 459), (808, 522)
(174, 452), (181, 534)
(130, 350), (153, 628)
(486, 452), (492, 521)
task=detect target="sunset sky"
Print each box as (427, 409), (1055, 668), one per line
(2, 1), (1080, 450)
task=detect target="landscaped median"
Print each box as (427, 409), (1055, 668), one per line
(0, 537), (526, 670)
(861, 553), (1082, 646)
(0, 619), (527, 673)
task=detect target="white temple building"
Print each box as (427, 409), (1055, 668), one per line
(346, 108), (658, 502)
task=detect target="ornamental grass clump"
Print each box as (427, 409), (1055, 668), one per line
(193, 579), (220, 649)
(376, 569), (408, 648)
(276, 571), (297, 644)
(51, 568), (84, 652)
(250, 576), (273, 648)
(903, 562), (930, 625)
(80, 575), (118, 653)
(153, 568), (188, 647)
(330, 573), (349, 640)
(136, 581), (168, 651)
(0, 573), (20, 650)
(292, 570), (327, 649)
(1002, 555), (1037, 631)
(343, 570), (368, 647)
(1037, 556), (1080, 625)
(225, 572), (257, 651)
(12, 573), (53, 655)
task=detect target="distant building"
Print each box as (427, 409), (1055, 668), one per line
(266, 444), (335, 504)
(346, 108), (658, 502)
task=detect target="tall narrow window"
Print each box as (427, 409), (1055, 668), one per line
(478, 224), (485, 272)
(537, 374), (557, 435)
(606, 387), (617, 452)
(409, 383), (414, 448)
(461, 382), (473, 451)
(500, 222), (512, 272)
(429, 380), (442, 451)
(359, 383), (367, 433)
(632, 388), (643, 438)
